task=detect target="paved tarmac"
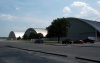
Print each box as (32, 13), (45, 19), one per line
(0, 41), (100, 63)
(0, 47), (67, 63)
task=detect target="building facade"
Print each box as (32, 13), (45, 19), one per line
(67, 17), (100, 40)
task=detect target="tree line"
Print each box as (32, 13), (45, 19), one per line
(22, 33), (43, 40)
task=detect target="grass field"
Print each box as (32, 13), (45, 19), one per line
(0, 39), (62, 44)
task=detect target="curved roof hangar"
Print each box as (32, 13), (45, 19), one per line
(25, 28), (47, 37)
(67, 17), (100, 33)
(66, 17), (100, 40)
(8, 31), (24, 40)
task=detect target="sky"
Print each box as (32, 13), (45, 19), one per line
(0, 0), (100, 37)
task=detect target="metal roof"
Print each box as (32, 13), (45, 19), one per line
(34, 28), (47, 37)
(67, 17), (100, 33)
(14, 32), (24, 38)
(9, 28), (47, 39)
(79, 18), (100, 33)
(25, 28), (47, 37)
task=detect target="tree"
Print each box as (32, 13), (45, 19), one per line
(17, 36), (21, 40)
(29, 32), (38, 39)
(37, 33), (43, 39)
(46, 17), (70, 43)
(23, 34), (28, 40)
(23, 32), (43, 40)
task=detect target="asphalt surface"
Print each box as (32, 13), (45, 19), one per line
(0, 47), (66, 63)
(0, 41), (100, 63)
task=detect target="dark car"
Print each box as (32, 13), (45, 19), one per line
(62, 39), (72, 44)
(83, 39), (94, 43)
(73, 40), (84, 44)
(35, 39), (44, 44)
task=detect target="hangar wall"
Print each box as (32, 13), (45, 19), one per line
(67, 18), (95, 40)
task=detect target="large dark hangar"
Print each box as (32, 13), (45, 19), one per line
(67, 17), (100, 41)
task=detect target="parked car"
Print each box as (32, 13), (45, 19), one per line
(35, 39), (44, 44)
(62, 39), (72, 44)
(83, 39), (94, 43)
(73, 40), (84, 44)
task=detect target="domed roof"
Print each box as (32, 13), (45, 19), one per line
(14, 32), (24, 38)
(8, 31), (24, 40)
(24, 28), (37, 36)
(24, 28), (47, 37)
(34, 28), (47, 37)
(67, 17), (100, 33)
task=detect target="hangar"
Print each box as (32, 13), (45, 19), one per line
(8, 17), (100, 41)
(67, 17), (100, 41)
(8, 31), (24, 40)
(24, 28), (47, 37)
(8, 28), (47, 40)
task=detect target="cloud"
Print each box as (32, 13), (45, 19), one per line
(97, 1), (100, 6)
(0, 13), (48, 27)
(0, 13), (49, 28)
(63, 6), (71, 13)
(12, 26), (27, 31)
(14, 16), (49, 28)
(72, 1), (87, 7)
(71, 1), (100, 18)
(20, 17), (47, 23)
(63, 6), (71, 17)
(0, 14), (15, 20)
(16, 7), (20, 10)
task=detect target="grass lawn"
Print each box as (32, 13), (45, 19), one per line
(1, 39), (62, 44)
